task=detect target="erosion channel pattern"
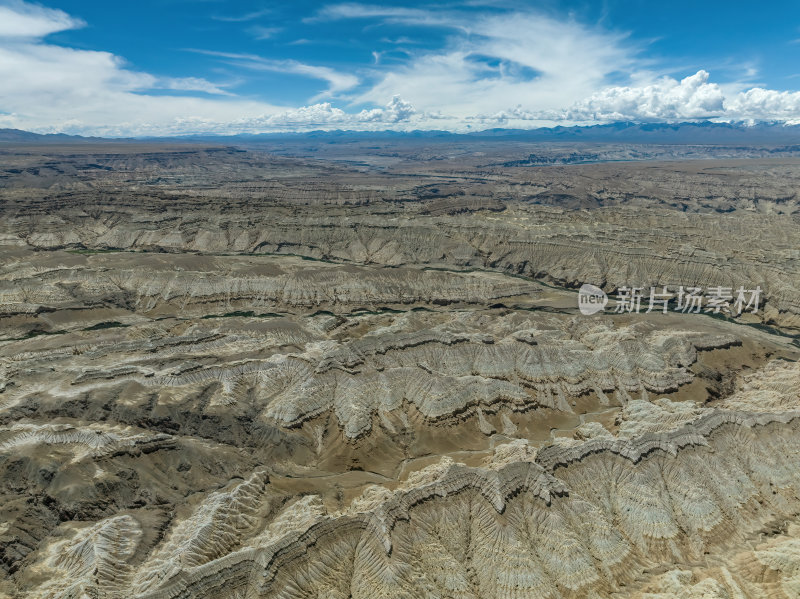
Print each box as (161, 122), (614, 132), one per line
(1, 141), (800, 598)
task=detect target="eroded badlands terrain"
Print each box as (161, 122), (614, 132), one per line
(1, 141), (799, 598)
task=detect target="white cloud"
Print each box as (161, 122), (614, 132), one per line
(546, 70), (726, 121)
(158, 76), (233, 96)
(357, 95), (416, 122)
(0, 0), (82, 38)
(0, 1), (362, 135)
(160, 97), (417, 133)
(307, 4), (434, 24)
(188, 50), (359, 96)
(2, 0), (800, 135)
(727, 88), (800, 122)
(0, 38), (270, 135)
(501, 70), (800, 124)
(290, 63), (359, 96)
(247, 26), (281, 41)
(212, 9), (272, 23)
(325, 5), (800, 127)
(349, 9), (639, 120)
(243, 103), (348, 127)
(52, 98), (418, 136)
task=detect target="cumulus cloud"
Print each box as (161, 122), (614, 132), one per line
(499, 71), (800, 124)
(727, 88), (800, 122)
(243, 103), (348, 127)
(357, 95), (416, 122)
(549, 70), (726, 121)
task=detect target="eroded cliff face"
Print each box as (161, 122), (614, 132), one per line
(1, 143), (799, 598)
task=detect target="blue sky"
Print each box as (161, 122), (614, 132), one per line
(2, 0), (800, 135)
